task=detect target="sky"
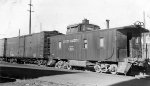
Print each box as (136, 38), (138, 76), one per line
(0, 0), (150, 38)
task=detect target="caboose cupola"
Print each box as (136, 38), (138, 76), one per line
(66, 19), (100, 34)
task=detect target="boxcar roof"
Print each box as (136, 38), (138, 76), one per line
(6, 30), (61, 39)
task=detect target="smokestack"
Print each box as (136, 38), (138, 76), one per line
(106, 19), (110, 29)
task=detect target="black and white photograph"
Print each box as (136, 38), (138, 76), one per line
(0, 0), (150, 86)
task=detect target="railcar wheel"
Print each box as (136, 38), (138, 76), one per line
(55, 62), (59, 68)
(55, 61), (63, 68)
(10, 59), (13, 63)
(37, 60), (43, 66)
(63, 61), (68, 69)
(43, 60), (48, 66)
(101, 64), (108, 73)
(66, 62), (72, 70)
(94, 64), (101, 73)
(109, 64), (118, 74)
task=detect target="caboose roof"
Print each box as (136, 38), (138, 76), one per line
(114, 25), (149, 33)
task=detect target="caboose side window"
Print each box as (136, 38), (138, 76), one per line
(83, 39), (88, 48)
(99, 37), (104, 47)
(58, 41), (62, 49)
(135, 37), (139, 44)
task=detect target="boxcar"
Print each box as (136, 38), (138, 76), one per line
(5, 31), (62, 64)
(50, 19), (148, 74)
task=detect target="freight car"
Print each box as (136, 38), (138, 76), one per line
(49, 19), (149, 74)
(1, 31), (62, 65)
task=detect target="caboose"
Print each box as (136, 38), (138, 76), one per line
(50, 19), (148, 74)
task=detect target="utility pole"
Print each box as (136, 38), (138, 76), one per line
(40, 23), (42, 32)
(28, 0), (34, 35)
(18, 29), (20, 56)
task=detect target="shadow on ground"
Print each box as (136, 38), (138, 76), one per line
(0, 66), (79, 83)
(0, 77), (16, 83)
(110, 76), (150, 86)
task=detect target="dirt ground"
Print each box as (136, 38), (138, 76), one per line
(0, 73), (150, 86)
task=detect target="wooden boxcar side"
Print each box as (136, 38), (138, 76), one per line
(5, 31), (62, 61)
(24, 32), (43, 58)
(6, 36), (25, 58)
(24, 35), (32, 58)
(24, 31), (62, 59)
(6, 37), (20, 58)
